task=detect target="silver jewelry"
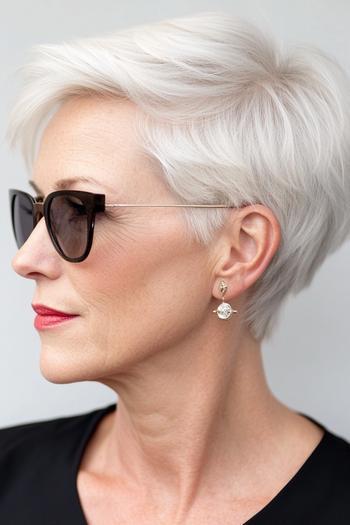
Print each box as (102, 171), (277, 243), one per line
(212, 281), (238, 320)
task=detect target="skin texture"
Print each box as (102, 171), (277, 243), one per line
(12, 95), (324, 524)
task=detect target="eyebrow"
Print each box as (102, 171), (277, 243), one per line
(29, 176), (109, 194)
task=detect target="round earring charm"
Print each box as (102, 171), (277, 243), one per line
(212, 281), (238, 320)
(214, 301), (237, 320)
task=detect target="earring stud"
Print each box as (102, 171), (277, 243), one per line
(212, 280), (238, 320)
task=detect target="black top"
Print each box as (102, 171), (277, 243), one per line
(0, 403), (349, 524)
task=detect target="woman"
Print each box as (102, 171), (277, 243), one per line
(2, 10), (350, 525)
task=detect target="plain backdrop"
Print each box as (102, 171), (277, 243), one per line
(1, 0), (350, 439)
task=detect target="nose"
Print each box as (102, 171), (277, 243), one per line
(11, 217), (61, 279)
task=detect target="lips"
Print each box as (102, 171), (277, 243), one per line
(31, 304), (79, 317)
(32, 304), (80, 331)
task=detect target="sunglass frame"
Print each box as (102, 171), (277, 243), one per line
(9, 189), (106, 263)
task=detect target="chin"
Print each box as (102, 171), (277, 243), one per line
(38, 343), (97, 384)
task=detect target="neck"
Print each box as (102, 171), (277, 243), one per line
(90, 323), (296, 515)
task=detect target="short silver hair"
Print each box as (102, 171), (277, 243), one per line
(6, 11), (350, 342)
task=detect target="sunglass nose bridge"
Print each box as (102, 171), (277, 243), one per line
(33, 201), (44, 227)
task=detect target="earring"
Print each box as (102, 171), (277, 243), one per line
(212, 280), (238, 320)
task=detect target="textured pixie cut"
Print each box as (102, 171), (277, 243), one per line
(5, 11), (350, 342)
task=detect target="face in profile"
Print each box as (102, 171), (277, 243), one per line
(11, 95), (217, 385)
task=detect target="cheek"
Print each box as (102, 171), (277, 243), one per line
(69, 215), (210, 354)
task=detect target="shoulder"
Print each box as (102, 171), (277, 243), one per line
(0, 404), (115, 524)
(0, 408), (91, 499)
(0, 403), (116, 468)
(299, 411), (350, 485)
(309, 427), (350, 522)
(323, 429), (350, 486)
(241, 420), (350, 525)
(0, 408), (92, 465)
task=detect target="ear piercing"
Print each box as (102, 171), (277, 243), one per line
(212, 280), (238, 320)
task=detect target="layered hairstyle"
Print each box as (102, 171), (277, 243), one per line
(5, 11), (350, 342)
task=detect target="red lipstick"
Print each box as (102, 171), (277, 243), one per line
(32, 304), (79, 330)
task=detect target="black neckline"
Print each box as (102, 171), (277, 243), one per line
(71, 402), (118, 523)
(70, 404), (330, 524)
(243, 411), (329, 523)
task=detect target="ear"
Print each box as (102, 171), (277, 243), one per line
(211, 204), (281, 300)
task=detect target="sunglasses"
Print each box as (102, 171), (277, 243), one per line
(9, 188), (237, 263)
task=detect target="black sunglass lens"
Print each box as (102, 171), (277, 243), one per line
(49, 195), (89, 259)
(12, 192), (34, 248)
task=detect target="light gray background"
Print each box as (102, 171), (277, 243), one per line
(1, 1), (350, 438)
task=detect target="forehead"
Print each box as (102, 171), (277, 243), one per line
(32, 95), (159, 197)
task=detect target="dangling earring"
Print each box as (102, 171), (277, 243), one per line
(212, 280), (238, 320)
